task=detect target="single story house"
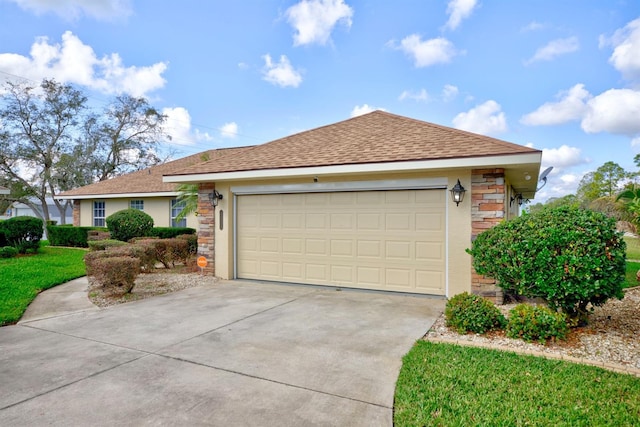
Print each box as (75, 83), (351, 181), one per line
(58, 147), (251, 229)
(0, 186), (9, 195)
(163, 111), (543, 300)
(4, 198), (73, 225)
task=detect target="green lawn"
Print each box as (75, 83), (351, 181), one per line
(0, 245), (87, 326)
(625, 236), (640, 260)
(626, 262), (640, 289)
(395, 341), (640, 426)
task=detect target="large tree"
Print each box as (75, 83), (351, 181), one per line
(576, 161), (629, 205)
(0, 79), (169, 224)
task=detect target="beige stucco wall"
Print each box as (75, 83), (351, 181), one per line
(77, 197), (197, 229)
(211, 169), (473, 297)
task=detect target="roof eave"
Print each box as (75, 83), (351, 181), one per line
(57, 191), (180, 200)
(163, 152), (543, 184)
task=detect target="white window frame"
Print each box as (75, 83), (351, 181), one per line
(93, 200), (106, 227)
(170, 199), (186, 228)
(130, 199), (144, 211)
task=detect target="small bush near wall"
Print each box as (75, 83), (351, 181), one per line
(445, 292), (506, 334)
(0, 229), (6, 247)
(150, 227), (196, 239)
(0, 216), (43, 254)
(467, 206), (626, 324)
(135, 238), (190, 268)
(506, 304), (568, 344)
(106, 209), (154, 242)
(85, 256), (140, 294)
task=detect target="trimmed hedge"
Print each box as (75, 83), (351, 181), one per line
(0, 216), (43, 253)
(88, 239), (128, 251)
(84, 255), (140, 294)
(506, 304), (568, 344)
(444, 292), (506, 334)
(0, 246), (18, 258)
(47, 225), (109, 248)
(150, 227), (196, 239)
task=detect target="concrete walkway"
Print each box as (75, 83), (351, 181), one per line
(19, 277), (98, 323)
(1, 279), (444, 426)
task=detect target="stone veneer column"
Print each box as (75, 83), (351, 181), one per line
(470, 168), (505, 303)
(73, 200), (81, 226)
(197, 183), (216, 275)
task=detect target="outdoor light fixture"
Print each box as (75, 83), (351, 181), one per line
(510, 193), (528, 206)
(209, 190), (223, 207)
(449, 179), (466, 206)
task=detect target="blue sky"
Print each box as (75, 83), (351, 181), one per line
(0, 0), (639, 202)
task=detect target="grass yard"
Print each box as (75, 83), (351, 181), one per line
(625, 235), (640, 260)
(394, 341), (640, 427)
(0, 245), (87, 326)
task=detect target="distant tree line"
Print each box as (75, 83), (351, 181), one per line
(528, 159), (640, 230)
(0, 79), (169, 224)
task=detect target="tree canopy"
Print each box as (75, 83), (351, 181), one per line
(0, 79), (168, 223)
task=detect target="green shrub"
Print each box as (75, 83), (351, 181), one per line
(47, 225), (100, 248)
(0, 246), (18, 258)
(150, 227), (196, 239)
(0, 229), (6, 247)
(106, 209), (154, 242)
(0, 216), (43, 253)
(445, 292), (506, 334)
(88, 239), (128, 251)
(467, 206), (626, 324)
(86, 256), (140, 294)
(506, 304), (569, 344)
(135, 238), (190, 268)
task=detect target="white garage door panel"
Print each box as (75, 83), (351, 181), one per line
(237, 190), (446, 295)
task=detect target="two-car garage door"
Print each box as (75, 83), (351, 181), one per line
(236, 189), (446, 295)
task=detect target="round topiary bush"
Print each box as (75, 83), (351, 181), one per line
(467, 206), (626, 324)
(506, 304), (568, 344)
(445, 292), (507, 334)
(106, 209), (154, 242)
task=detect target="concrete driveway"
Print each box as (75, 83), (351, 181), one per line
(0, 280), (444, 426)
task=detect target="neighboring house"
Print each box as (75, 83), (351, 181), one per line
(58, 147), (251, 229)
(5, 199), (74, 225)
(0, 186), (8, 195)
(163, 111), (543, 301)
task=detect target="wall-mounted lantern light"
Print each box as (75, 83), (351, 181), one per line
(449, 179), (466, 206)
(510, 193), (528, 206)
(209, 190), (223, 207)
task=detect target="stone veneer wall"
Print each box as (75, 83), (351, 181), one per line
(73, 200), (81, 226)
(470, 168), (505, 303)
(197, 183), (216, 275)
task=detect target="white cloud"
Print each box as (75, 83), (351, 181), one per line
(520, 84), (591, 126)
(261, 54), (303, 88)
(442, 84), (459, 101)
(444, 0), (478, 31)
(521, 21), (545, 32)
(452, 100), (507, 135)
(393, 34), (458, 67)
(541, 145), (587, 171)
(398, 89), (428, 102)
(632, 137), (640, 149)
(219, 122), (238, 139)
(581, 88), (640, 135)
(600, 17), (640, 83)
(0, 31), (166, 97)
(350, 104), (385, 117)
(162, 107), (213, 146)
(285, 0), (353, 46)
(6, 0), (132, 20)
(525, 36), (579, 64)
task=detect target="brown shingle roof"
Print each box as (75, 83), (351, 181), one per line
(59, 146), (251, 197)
(169, 111), (540, 176)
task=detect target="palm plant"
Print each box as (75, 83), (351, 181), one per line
(616, 186), (640, 226)
(175, 183), (198, 221)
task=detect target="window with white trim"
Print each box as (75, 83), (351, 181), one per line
(130, 199), (144, 210)
(93, 201), (106, 227)
(171, 199), (186, 227)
